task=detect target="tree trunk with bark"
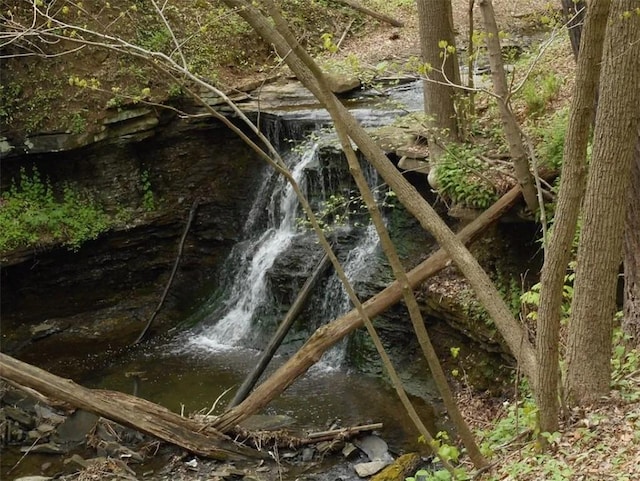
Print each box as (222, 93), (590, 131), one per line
(535, 0), (609, 435)
(623, 131), (640, 346)
(416, 0), (460, 160)
(477, 0), (538, 213)
(565, 0), (640, 406)
(561, 0), (587, 60)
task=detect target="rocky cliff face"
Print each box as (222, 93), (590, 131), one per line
(1, 107), (269, 352)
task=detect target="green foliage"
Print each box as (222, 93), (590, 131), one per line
(520, 261), (575, 322)
(611, 327), (640, 401)
(137, 27), (172, 53)
(0, 167), (109, 252)
(67, 112), (88, 134)
(297, 192), (367, 232)
(521, 72), (562, 117)
(140, 169), (156, 211)
(407, 433), (469, 481)
(435, 144), (499, 209)
(0, 82), (22, 124)
(535, 108), (569, 171)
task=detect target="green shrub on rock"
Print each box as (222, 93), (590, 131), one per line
(0, 167), (109, 253)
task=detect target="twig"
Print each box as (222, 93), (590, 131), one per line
(523, 133), (547, 248)
(328, 0), (404, 27)
(336, 18), (354, 50)
(133, 199), (199, 344)
(298, 422), (383, 444)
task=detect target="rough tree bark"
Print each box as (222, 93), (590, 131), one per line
(565, 0), (640, 406)
(535, 0), (609, 435)
(416, 0), (460, 160)
(477, 0), (538, 213)
(561, 0), (587, 60)
(623, 131), (640, 346)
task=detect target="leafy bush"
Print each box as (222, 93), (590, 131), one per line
(0, 167), (109, 252)
(434, 144), (498, 209)
(535, 108), (569, 172)
(521, 72), (562, 117)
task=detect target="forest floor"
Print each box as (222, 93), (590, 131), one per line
(324, 2), (640, 481)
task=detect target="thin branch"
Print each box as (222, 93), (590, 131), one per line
(133, 199), (199, 345)
(151, 0), (187, 69)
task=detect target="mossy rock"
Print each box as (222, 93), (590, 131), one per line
(371, 452), (421, 481)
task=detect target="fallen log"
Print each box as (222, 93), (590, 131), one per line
(0, 353), (261, 460)
(213, 186), (522, 432)
(329, 0), (405, 27)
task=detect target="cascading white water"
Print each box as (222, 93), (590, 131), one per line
(191, 142), (320, 350)
(187, 83), (422, 355)
(316, 222), (381, 368)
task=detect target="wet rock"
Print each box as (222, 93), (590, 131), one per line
(342, 442), (358, 458)
(301, 447), (315, 462)
(30, 321), (66, 341)
(34, 405), (66, 425)
(96, 440), (144, 463)
(369, 125), (416, 153)
(4, 405), (35, 428)
(35, 423), (56, 436)
(54, 409), (98, 446)
(354, 460), (391, 477)
(324, 72), (361, 94)
(239, 414), (297, 431)
(371, 453), (421, 481)
(397, 156), (429, 174)
(354, 435), (393, 463)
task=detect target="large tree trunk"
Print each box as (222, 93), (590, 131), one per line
(535, 0), (609, 435)
(477, 0), (538, 213)
(565, 0), (640, 406)
(214, 186), (521, 432)
(0, 353), (259, 460)
(561, 0), (587, 60)
(623, 131), (640, 346)
(416, 0), (460, 160)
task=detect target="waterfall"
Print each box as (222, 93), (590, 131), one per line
(186, 87), (418, 357)
(191, 141), (320, 350)
(316, 222), (381, 368)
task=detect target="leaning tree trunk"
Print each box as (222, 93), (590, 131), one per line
(416, 0), (460, 161)
(221, 0), (537, 382)
(264, 2), (484, 464)
(535, 0), (609, 436)
(565, 0), (640, 406)
(623, 131), (640, 346)
(218, 0), (537, 433)
(561, 0), (587, 60)
(477, 0), (538, 213)
(212, 188), (521, 432)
